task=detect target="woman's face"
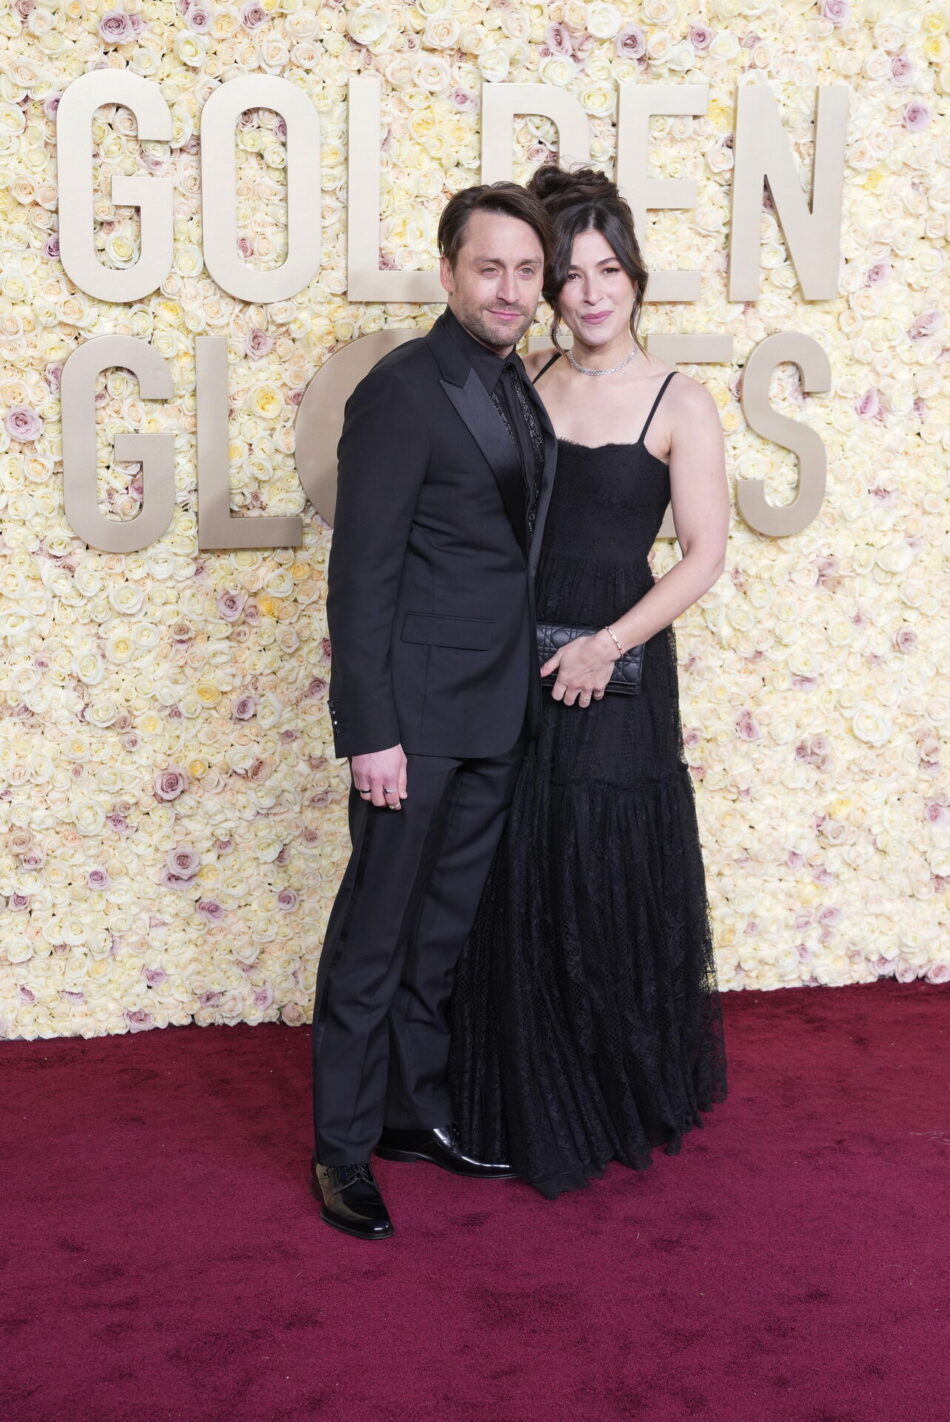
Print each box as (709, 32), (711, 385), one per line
(556, 228), (636, 349)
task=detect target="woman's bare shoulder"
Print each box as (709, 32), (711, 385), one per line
(666, 368), (719, 418)
(522, 346), (562, 380)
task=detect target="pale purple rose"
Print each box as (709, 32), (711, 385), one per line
(855, 388), (881, 420)
(154, 767), (188, 801)
(448, 88), (477, 112)
(144, 966), (168, 986)
(244, 328), (274, 360)
(890, 53), (914, 86)
(88, 867), (111, 890)
(305, 676), (328, 698)
(616, 24), (646, 60)
(818, 906), (842, 926)
(61, 990), (85, 1004)
(107, 813), (134, 834)
(902, 102), (932, 132)
(232, 694), (257, 721)
(736, 710), (761, 741)
(165, 845), (200, 879)
(99, 10), (138, 43)
(186, 2), (212, 32)
(21, 848), (46, 871)
(274, 116), (287, 141)
(909, 310), (942, 341)
(894, 627), (917, 654)
(241, 0), (266, 29)
(161, 869), (194, 890)
(237, 236), (254, 259)
(866, 259), (890, 286)
(277, 888), (298, 912)
(926, 962), (950, 985)
(544, 22), (574, 58)
(254, 984), (275, 1008)
(169, 621), (193, 642)
(19, 986), (36, 1003)
(8, 893), (30, 911)
(689, 26), (714, 50)
(200, 990), (223, 1006)
(820, 0), (850, 25)
(43, 234), (60, 261)
(125, 1009), (154, 1032)
(43, 94), (61, 121)
(197, 899), (225, 922)
(926, 802), (950, 826)
(217, 590), (246, 622)
(45, 365), (63, 394)
(5, 406), (44, 442)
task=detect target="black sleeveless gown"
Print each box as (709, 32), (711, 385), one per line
(449, 372), (727, 1198)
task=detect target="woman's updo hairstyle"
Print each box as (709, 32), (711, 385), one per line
(527, 165), (648, 352)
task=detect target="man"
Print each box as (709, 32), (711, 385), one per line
(311, 183), (556, 1239)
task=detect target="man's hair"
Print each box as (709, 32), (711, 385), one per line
(438, 182), (552, 268)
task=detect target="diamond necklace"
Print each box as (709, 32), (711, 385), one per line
(567, 344), (639, 377)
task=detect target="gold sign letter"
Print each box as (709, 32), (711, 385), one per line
(56, 73), (172, 302)
(61, 336), (175, 552)
(738, 332), (831, 535)
(729, 85), (849, 302)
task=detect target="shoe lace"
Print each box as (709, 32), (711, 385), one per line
(327, 1163), (374, 1190)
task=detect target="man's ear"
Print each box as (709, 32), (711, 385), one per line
(439, 254), (454, 296)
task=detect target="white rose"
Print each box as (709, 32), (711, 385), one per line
(586, 2), (622, 40)
(346, 6), (389, 47)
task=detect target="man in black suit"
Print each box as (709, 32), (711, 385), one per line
(310, 183), (556, 1239)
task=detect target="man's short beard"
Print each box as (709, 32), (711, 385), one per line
(457, 304), (534, 352)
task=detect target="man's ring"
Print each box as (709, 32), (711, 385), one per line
(382, 787), (394, 794)
(358, 786), (371, 794)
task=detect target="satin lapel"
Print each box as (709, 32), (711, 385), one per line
(439, 371), (528, 557)
(524, 380), (558, 578)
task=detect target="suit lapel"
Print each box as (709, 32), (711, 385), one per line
(428, 316), (528, 556)
(521, 374), (558, 577)
(439, 374), (527, 557)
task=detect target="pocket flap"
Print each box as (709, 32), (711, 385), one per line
(401, 613), (493, 650)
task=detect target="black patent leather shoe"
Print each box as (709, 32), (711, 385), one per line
(375, 1125), (518, 1179)
(311, 1158), (394, 1240)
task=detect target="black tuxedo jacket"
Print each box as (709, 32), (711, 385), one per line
(326, 311), (557, 760)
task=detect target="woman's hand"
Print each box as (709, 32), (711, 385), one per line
(540, 630), (618, 708)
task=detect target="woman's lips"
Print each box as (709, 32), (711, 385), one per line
(582, 311), (611, 323)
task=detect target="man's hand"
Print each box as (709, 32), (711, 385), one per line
(350, 745), (408, 810)
(540, 632), (617, 708)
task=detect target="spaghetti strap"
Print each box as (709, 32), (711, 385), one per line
(637, 371), (677, 445)
(533, 351), (563, 385)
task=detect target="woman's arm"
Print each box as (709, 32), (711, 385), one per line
(544, 376), (728, 706)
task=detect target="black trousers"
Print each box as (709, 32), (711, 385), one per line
(311, 746), (522, 1165)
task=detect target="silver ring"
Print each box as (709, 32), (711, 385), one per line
(382, 786), (395, 794)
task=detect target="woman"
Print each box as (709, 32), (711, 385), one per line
(449, 167), (730, 1198)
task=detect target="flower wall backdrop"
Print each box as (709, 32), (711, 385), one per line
(0, 0), (947, 1038)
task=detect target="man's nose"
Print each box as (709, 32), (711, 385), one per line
(496, 270), (518, 304)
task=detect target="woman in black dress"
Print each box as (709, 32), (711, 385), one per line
(450, 167), (730, 1198)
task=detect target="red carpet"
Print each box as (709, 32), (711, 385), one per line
(2, 981), (948, 1422)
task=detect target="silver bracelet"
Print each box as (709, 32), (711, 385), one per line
(603, 624), (624, 657)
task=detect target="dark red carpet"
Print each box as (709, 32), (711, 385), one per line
(2, 981), (948, 1422)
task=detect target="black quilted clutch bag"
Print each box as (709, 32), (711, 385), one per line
(537, 622), (644, 697)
